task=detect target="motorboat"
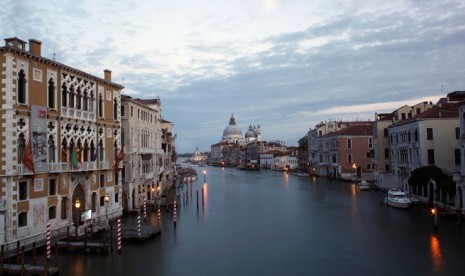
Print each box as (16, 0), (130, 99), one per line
(358, 180), (370, 190)
(384, 189), (411, 208)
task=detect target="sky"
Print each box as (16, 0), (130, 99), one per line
(2, 0), (465, 153)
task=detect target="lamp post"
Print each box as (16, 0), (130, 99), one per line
(203, 170), (207, 183)
(352, 163), (357, 180)
(104, 194), (110, 224)
(74, 198), (80, 237)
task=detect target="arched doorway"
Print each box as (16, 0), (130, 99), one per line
(132, 187), (136, 211)
(72, 183), (85, 226)
(122, 190), (128, 212)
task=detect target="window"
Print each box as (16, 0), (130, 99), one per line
(455, 149), (461, 165)
(17, 133), (25, 164)
(49, 206), (57, 220)
(348, 154), (352, 164)
(366, 152), (371, 158)
(131, 106), (133, 117)
(113, 98), (118, 120)
(401, 113), (406, 120)
(384, 148), (389, 158)
(456, 127), (460, 140)
(121, 105), (125, 117)
(98, 94), (103, 118)
(49, 179), (57, 196)
(385, 164), (390, 172)
(100, 196), (105, 207)
(48, 78), (55, 108)
(100, 173), (105, 188)
(19, 181), (28, 201)
(48, 136), (55, 163)
(383, 128), (388, 137)
(427, 149), (435, 165)
(18, 69), (26, 104)
(367, 164), (371, 170)
(347, 138), (352, 149)
(18, 212), (27, 227)
(368, 138), (372, 148)
(62, 84), (67, 107)
(115, 193), (119, 203)
(427, 128), (433, 140)
(92, 193), (97, 212)
(61, 197), (68, 220)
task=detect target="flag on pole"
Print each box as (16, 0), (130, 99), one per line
(23, 138), (35, 174)
(114, 147), (124, 174)
(71, 145), (79, 169)
(91, 147), (98, 162)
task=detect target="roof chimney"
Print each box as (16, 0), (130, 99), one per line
(29, 39), (42, 56)
(104, 69), (112, 82)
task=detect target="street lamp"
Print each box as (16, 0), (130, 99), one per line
(352, 163), (357, 179)
(74, 199), (80, 237)
(104, 194), (110, 223)
(203, 170), (207, 182)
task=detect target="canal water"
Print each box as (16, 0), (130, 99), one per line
(59, 166), (465, 275)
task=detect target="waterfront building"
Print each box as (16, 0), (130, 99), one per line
(372, 102), (433, 189)
(0, 37), (123, 248)
(318, 123), (374, 179)
(120, 96), (163, 212)
(456, 101), (465, 212)
(307, 121), (350, 175)
(210, 114), (263, 167)
(160, 119), (177, 191)
(389, 96), (461, 191)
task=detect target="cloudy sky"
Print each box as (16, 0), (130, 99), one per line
(3, 0), (465, 153)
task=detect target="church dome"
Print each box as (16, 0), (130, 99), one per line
(222, 114), (243, 143)
(245, 125), (257, 139)
(223, 125), (242, 137)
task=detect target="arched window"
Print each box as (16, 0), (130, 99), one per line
(61, 139), (68, 162)
(48, 135), (55, 163)
(89, 92), (94, 112)
(18, 70), (26, 104)
(113, 98), (118, 120)
(76, 88), (82, 109)
(99, 139), (104, 161)
(83, 90), (88, 111)
(18, 133), (25, 164)
(48, 78), (55, 108)
(98, 94), (103, 118)
(61, 84), (67, 107)
(114, 140), (118, 160)
(84, 140), (89, 162)
(121, 128), (125, 148)
(61, 197), (68, 220)
(69, 86), (75, 108)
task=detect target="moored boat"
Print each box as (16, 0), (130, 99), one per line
(358, 180), (370, 190)
(384, 189), (411, 208)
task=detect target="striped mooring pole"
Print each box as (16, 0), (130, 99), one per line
(157, 204), (161, 225)
(143, 198), (147, 220)
(173, 200), (177, 227)
(46, 223), (51, 259)
(117, 219), (122, 254)
(137, 215), (141, 237)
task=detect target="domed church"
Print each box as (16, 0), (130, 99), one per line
(222, 114), (244, 143)
(245, 124), (261, 143)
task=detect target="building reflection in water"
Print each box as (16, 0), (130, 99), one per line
(430, 234), (443, 273)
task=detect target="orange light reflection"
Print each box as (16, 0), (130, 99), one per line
(430, 235), (443, 273)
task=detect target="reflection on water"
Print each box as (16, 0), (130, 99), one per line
(430, 235), (443, 272)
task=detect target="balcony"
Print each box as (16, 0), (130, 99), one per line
(61, 107), (96, 122)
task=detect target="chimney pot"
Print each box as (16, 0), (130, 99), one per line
(29, 39), (42, 56)
(104, 69), (112, 82)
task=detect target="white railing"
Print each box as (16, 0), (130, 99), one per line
(60, 107), (96, 122)
(100, 160), (109, 169)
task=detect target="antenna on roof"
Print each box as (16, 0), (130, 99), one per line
(53, 53), (55, 61)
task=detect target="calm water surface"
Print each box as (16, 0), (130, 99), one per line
(60, 166), (465, 275)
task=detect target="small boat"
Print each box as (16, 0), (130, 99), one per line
(384, 189), (411, 208)
(358, 180), (370, 190)
(295, 172), (310, 177)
